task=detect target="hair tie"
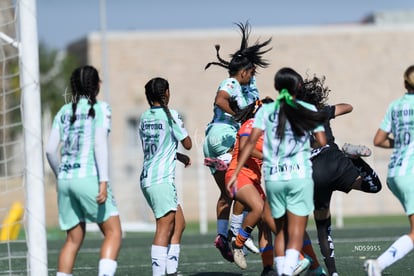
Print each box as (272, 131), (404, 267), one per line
(252, 100), (262, 115)
(275, 88), (296, 109)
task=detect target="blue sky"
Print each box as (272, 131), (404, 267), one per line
(37, 0), (414, 50)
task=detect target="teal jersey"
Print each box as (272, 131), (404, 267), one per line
(379, 94), (414, 177)
(242, 76), (260, 101)
(139, 107), (188, 188)
(51, 98), (111, 179)
(253, 100), (324, 181)
(210, 77), (259, 128)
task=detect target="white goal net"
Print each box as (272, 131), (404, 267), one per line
(0, 0), (47, 275)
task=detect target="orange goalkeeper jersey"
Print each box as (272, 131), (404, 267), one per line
(227, 118), (263, 183)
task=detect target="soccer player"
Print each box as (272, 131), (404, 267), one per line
(139, 77), (192, 276)
(45, 65), (122, 276)
(203, 21), (272, 262)
(364, 65), (414, 276)
(227, 67), (328, 276)
(296, 74), (382, 276)
(225, 99), (276, 275)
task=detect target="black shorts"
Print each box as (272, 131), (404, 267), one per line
(312, 146), (359, 210)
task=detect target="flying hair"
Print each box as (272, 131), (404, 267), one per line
(299, 74), (331, 110)
(205, 21), (272, 74)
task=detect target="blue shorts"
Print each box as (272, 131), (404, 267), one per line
(141, 182), (178, 219)
(265, 178), (314, 218)
(203, 123), (237, 174)
(57, 176), (119, 230)
(387, 176), (414, 215)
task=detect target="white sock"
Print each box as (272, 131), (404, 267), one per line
(230, 214), (244, 236)
(98, 258), (117, 276)
(166, 244), (180, 274)
(151, 245), (168, 276)
(217, 219), (229, 237)
(56, 273), (72, 276)
(282, 248), (300, 276)
(275, 256), (285, 275)
(377, 235), (414, 270)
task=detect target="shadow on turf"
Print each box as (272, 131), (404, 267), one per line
(189, 273), (242, 276)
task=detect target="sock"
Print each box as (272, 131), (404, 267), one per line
(351, 157), (382, 193)
(166, 244), (180, 274)
(56, 273), (72, 276)
(260, 245), (274, 267)
(217, 219), (229, 237)
(98, 258), (117, 276)
(282, 248), (300, 275)
(229, 213), (244, 237)
(235, 226), (253, 248)
(302, 238), (321, 269)
(275, 256), (285, 275)
(151, 245), (168, 276)
(316, 216), (337, 275)
(377, 235), (414, 270)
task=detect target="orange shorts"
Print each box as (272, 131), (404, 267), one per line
(225, 169), (265, 200)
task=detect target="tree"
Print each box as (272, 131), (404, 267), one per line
(39, 43), (80, 116)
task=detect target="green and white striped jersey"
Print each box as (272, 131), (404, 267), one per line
(210, 77), (259, 128)
(139, 107), (188, 188)
(380, 94), (414, 177)
(51, 98), (111, 179)
(253, 100), (324, 181)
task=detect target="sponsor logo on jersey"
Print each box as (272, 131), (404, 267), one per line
(141, 123), (164, 130)
(60, 162), (81, 172)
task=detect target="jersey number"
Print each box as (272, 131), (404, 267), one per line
(63, 134), (80, 156)
(144, 143), (157, 159)
(395, 131), (411, 148)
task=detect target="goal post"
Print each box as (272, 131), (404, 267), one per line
(19, 0), (48, 274)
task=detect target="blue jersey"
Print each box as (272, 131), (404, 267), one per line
(379, 94), (414, 177)
(139, 107), (188, 188)
(253, 100), (324, 181)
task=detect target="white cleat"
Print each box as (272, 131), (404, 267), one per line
(293, 257), (311, 275)
(364, 259), (382, 276)
(244, 236), (260, 254)
(231, 240), (247, 269)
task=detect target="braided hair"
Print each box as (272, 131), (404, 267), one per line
(144, 77), (175, 124)
(205, 21), (272, 76)
(69, 65), (100, 124)
(273, 67), (328, 139)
